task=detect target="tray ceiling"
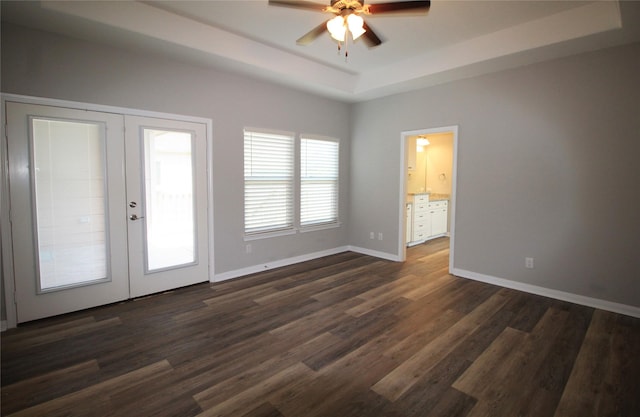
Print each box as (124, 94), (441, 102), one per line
(2, 1), (639, 102)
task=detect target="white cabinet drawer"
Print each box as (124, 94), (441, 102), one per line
(414, 203), (429, 213)
(413, 212), (428, 223)
(414, 194), (429, 204)
(414, 222), (429, 232)
(428, 200), (448, 209)
(413, 231), (427, 241)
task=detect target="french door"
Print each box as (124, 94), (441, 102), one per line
(124, 115), (208, 298)
(5, 102), (209, 323)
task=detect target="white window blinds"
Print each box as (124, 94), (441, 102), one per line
(300, 137), (339, 227)
(244, 130), (294, 235)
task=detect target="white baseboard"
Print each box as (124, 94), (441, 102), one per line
(452, 267), (640, 319)
(212, 246), (351, 282)
(214, 247), (639, 319)
(347, 245), (401, 262)
(1, 320), (7, 332)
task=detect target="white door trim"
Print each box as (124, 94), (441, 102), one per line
(398, 125), (459, 273)
(1, 93), (215, 329)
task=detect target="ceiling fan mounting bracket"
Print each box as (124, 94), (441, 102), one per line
(326, 0), (369, 15)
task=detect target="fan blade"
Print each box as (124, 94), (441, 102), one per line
(367, 1), (430, 15)
(268, 0), (327, 12)
(296, 20), (329, 45)
(362, 21), (383, 47)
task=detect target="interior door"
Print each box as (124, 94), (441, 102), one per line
(124, 115), (209, 298)
(6, 102), (130, 323)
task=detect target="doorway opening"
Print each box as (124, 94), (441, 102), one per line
(399, 126), (458, 272)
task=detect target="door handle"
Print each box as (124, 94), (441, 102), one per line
(129, 214), (144, 221)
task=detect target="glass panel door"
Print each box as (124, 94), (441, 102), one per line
(7, 102), (129, 323)
(125, 116), (209, 298)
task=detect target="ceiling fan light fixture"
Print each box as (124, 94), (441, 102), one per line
(347, 14), (365, 40)
(270, 0), (431, 50)
(327, 15), (346, 41)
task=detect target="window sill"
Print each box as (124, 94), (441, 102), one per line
(244, 228), (296, 241)
(299, 222), (341, 233)
(244, 222), (341, 241)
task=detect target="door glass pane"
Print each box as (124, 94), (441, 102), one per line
(143, 129), (196, 271)
(32, 118), (108, 291)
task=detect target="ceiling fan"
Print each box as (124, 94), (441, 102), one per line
(268, 0), (431, 48)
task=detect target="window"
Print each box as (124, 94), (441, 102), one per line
(300, 137), (339, 227)
(244, 130), (294, 235)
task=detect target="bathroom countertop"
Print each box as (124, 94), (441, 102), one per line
(407, 192), (450, 202)
(429, 193), (450, 201)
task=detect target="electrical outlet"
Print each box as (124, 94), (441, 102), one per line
(378, 232), (383, 241)
(525, 257), (534, 269)
(370, 232), (375, 239)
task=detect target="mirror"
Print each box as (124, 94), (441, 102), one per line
(406, 133), (454, 196)
(407, 135), (427, 193)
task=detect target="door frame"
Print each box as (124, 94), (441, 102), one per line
(398, 125), (459, 272)
(1, 93), (215, 329)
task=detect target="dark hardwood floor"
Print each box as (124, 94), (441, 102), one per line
(2, 238), (639, 416)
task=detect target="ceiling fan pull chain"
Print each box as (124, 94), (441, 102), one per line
(344, 34), (349, 62)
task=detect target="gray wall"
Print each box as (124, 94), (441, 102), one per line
(350, 42), (640, 308)
(0, 23), (351, 279)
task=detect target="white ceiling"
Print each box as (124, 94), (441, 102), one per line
(3, 1), (640, 102)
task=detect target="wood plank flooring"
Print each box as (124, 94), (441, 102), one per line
(2, 238), (639, 416)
